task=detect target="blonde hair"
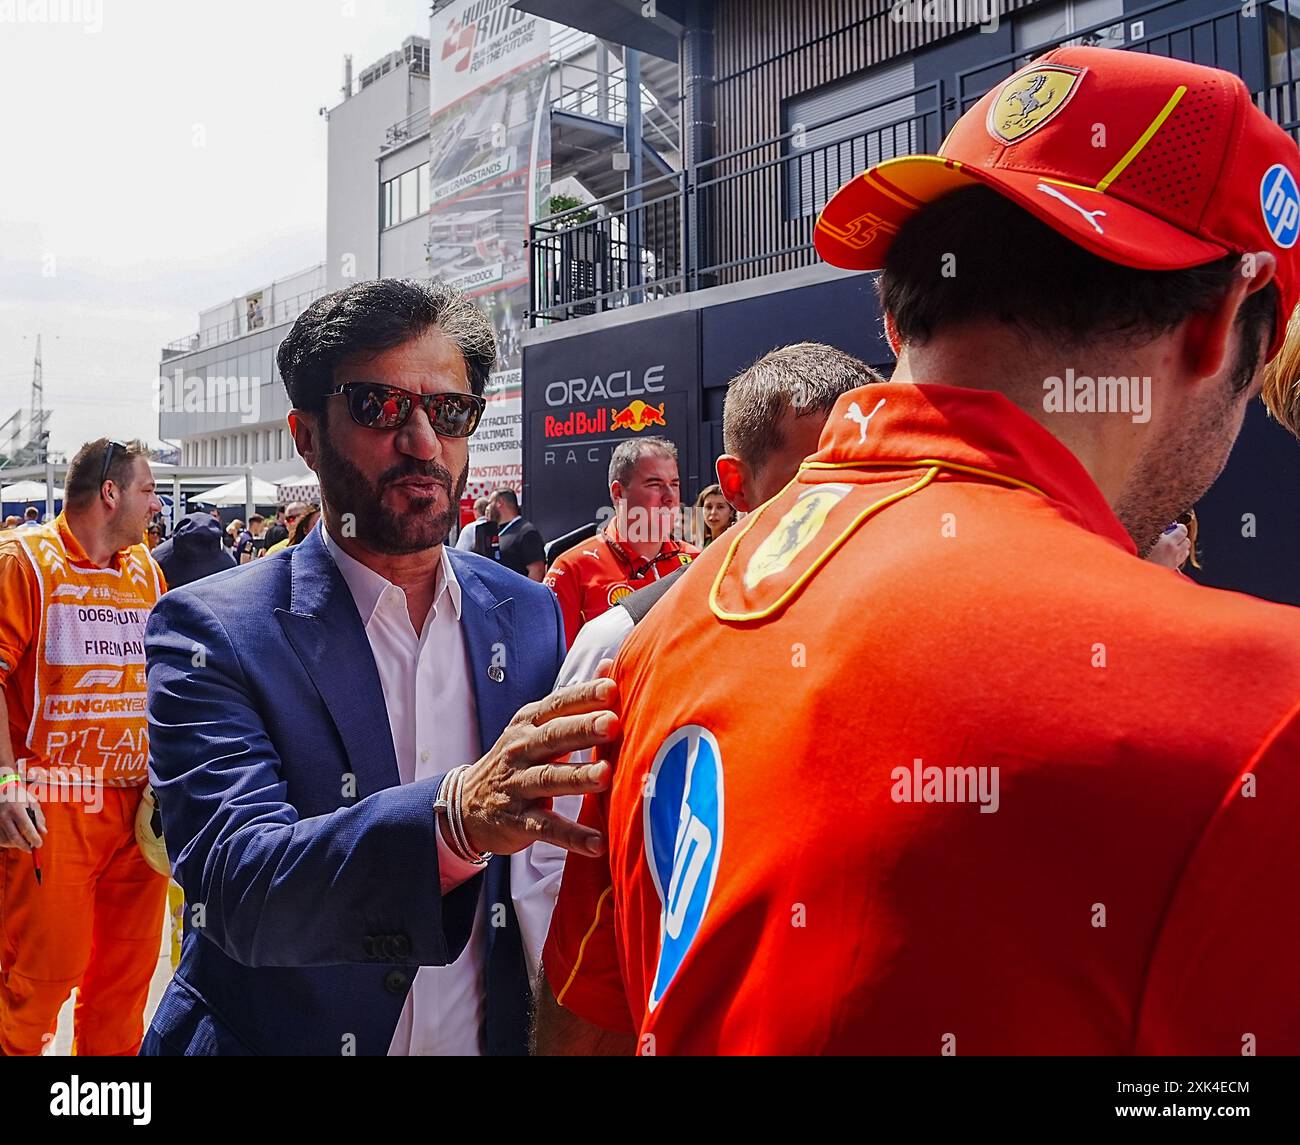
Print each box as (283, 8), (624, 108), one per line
(1263, 304), (1300, 439)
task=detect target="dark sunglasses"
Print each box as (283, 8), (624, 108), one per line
(328, 383), (485, 437)
(99, 439), (128, 489)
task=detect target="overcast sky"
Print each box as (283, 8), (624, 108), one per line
(0, 0), (428, 456)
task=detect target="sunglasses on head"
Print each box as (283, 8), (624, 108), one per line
(327, 383), (485, 437)
(99, 439), (128, 489)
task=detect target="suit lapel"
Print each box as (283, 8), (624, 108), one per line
(275, 529), (399, 797)
(449, 549), (522, 751)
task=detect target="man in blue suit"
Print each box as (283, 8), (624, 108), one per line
(142, 279), (617, 1055)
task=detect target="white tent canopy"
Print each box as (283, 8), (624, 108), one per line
(275, 470), (318, 489)
(2, 480), (66, 501)
(190, 477), (280, 507)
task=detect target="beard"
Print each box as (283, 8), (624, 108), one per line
(1114, 371), (1250, 557)
(316, 431), (467, 555)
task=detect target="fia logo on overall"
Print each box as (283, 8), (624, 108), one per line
(643, 725), (725, 1011)
(1261, 164), (1300, 249)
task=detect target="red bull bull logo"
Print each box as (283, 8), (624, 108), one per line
(610, 400), (668, 433)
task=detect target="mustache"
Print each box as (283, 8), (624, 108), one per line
(378, 461), (455, 492)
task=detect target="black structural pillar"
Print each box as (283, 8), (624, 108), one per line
(625, 47), (645, 303)
(682, 0), (715, 290)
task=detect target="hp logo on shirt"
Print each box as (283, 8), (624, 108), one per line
(1261, 164), (1300, 249)
(643, 725), (725, 1012)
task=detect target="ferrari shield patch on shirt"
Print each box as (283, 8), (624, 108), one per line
(710, 480), (882, 622)
(743, 485), (852, 590)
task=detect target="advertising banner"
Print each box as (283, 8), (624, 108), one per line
(429, 0), (551, 501)
(522, 311), (701, 546)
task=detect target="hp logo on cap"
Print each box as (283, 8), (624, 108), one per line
(1261, 164), (1300, 249)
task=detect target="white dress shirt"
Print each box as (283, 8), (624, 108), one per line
(552, 604), (634, 770)
(454, 518), (485, 552)
(321, 525), (566, 1055)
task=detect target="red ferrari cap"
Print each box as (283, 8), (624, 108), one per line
(815, 46), (1300, 358)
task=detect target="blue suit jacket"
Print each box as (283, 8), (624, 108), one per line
(140, 529), (566, 1055)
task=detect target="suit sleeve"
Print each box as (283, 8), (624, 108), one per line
(145, 589), (483, 969)
(544, 553), (583, 650)
(542, 787), (635, 1034)
(1135, 701), (1300, 1054)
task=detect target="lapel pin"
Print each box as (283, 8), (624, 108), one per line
(488, 665), (505, 683)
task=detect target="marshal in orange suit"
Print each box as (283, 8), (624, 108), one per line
(0, 439), (167, 1056)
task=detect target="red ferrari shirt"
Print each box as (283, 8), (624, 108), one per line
(545, 527), (698, 649)
(544, 381), (1300, 1055)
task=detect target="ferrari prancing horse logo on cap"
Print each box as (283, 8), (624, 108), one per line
(987, 64), (1085, 145)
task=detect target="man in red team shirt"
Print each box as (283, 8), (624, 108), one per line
(544, 437), (698, 648)
(538, 48), (1300, 1055)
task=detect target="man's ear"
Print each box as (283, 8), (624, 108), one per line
(716, 455), (753, 513)
(1183, 252), (1278, 380)
(288, 410), (319, 470)
(884, 311), (902, 358)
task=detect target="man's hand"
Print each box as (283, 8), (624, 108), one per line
(0, 773), (46, 852)
(455, 673), (619, 858)
(1147, 522), (1192, 570)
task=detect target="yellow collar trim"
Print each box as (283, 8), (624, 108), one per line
(708, 460), (1049, 623)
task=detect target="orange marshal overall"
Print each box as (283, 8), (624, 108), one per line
(0, 515), (168, 1055)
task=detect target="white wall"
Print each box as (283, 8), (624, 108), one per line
(326, 65), (430, 289)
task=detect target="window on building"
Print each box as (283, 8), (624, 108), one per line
(383, 162), (433, 229)
(1014, 0), (1124, 61)
(1268, 1), (1300, 87)
(782, 58), (918, 221)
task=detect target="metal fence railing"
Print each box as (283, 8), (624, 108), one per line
(530, 171), (686, 322)
(954, 0), (1258, 114)
(527, 85), (942, 322)
(529, 1), (1299, 325)
(162, 287), (329, 360)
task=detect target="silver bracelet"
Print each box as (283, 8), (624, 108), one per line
(436, 765), (491, 866)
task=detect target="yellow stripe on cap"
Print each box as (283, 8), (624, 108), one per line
(1096, 85), (1187, 192)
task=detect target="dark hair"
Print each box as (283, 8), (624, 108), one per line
(694, 482), (737, 546)
(276, 278), (497, 414)
(64, 438), (151, 510)
(723, 342), (882, 463)
(491, 488), (520, 513)
(880, 187), (1277, 392)
(23, 507), (38, 520)
(289, 507), (320, 546)
(608, 436), (677, 488)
